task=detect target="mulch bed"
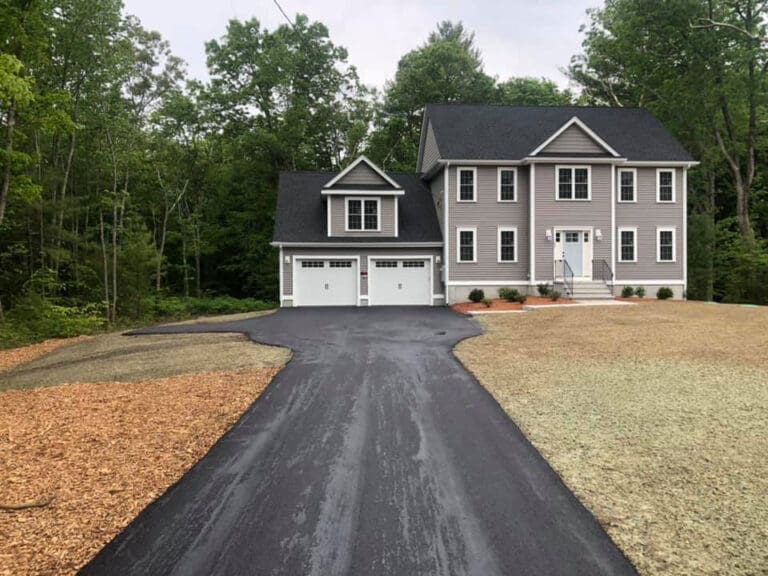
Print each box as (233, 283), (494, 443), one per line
(452, 296), (575, 314)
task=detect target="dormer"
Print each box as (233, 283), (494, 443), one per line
(323, 156), (403, 237)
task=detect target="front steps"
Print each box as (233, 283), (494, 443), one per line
(556, 281), (614, 300)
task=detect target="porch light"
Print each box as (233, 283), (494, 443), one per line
(545, 229), (553, 241)
(284, 255), (291, 264)
(595, 229), (603, 241)
(435, 255), (441, 264)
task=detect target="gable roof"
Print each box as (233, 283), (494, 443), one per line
(273, 171), (442, 244)
(531, 116), (620, 157)
(324, 155), (402, 190)
(422, 104), (694, 164)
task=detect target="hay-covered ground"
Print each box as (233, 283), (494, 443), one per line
(455, 301), (768, 576)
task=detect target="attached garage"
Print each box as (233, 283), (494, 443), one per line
(293, 258), (358, 307)
(368, 258), (432, 306)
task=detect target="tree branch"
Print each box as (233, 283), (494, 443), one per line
(691, 18), (768, 42)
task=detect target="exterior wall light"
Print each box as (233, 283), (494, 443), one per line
(595, 229), (603, 241)
(284, 255), (291, 264)
(545, 229), (553, 241)
(435, 255), (442, 264)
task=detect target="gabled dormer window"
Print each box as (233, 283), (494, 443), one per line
(457, 167), (476, 202)
(346, 197), (380, 231)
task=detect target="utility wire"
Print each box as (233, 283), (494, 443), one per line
(272, 0), (297, 32)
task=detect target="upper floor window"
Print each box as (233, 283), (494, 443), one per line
(346, 198), (380, 231)
(457, 167), (476, 202)
(657, 169), (676, 202)
(457, 227), (476, 262)
(618, 227), (637, 262)
(657, 227), (676, 262)
(497, 168), (517, 202)
(618, 168), (636, 202)
(497, 227), (517, 262)
(556, 166), (591, 200)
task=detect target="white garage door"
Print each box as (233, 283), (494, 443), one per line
(369, 259), (431, 306)
(294, 259), (357, 306)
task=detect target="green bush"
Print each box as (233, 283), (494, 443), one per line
(635, 286), (646, 298)
(142, 295), (274, 319)
(657, 286), (674, 300)
(537, 283), (552, 297)
(550, 290), (562, 301)
(621, 286), (635, 298)
(468, 288), (485, 303)
(498, 287), (526, 303)
(481, 298), (493, 308)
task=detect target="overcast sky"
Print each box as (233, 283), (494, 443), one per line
(122, 0), (600, 90)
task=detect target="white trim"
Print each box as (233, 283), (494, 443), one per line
(610, 166), (616, 278)
(292, 255), (361, 307)
(439, 159), (524, 166)
(497, 167), (518, 202)
(617, 226), (638, 263)
(323, 155), (402, 189)
(497, 226), (518, 263)
(321, 189), (404, 196)
(526, 157), (627, 165)
(279, 245), (284, 304)
(432, 293), (446, 299)
(456, 166), (477, 202)
(682, 167), (688, 297)
(555, 165), (592, 201)
(456, 226), (477, 263)
(367, 255), (434, 307)
(344, 197), (381, 232)
(448, 280), (529, 286)
(529, 116), (621, 157)
(272, 242), (443, 248)
(326, 197), (332, 236)
(613, 279), (685, 285)
(656, 226), (677, 263)
(656, 168), (676, 203)
(444, 163), (450, 302)
(553, 226), (594, 280)
(530, 163), (536, 284)
(624, 161), (699, 167)
(394, 196), (399, 238)
(617, 168), (637, 203)
(439, 158), (699, 168)
(282, 296), (294, 300)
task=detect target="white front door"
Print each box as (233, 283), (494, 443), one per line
(554, 229), (593, 280)
(563, 231), (583, 276)
(369, 259), (431, 305)
(294, 259), (357, 306)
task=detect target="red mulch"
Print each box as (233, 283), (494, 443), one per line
(452, 296), (575, 314)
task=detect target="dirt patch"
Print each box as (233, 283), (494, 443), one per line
(0, 332), (290, 391)
(451, 296), (575, 314)
(0, 336), (92, 372)
(456, 301), (768, 576)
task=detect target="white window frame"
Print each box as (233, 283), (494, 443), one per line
(656, 226), (677, 263)
(456, 226), (477, 263)
(617, 168), (637, 203)
(456, 167), (477, 203)
(345, 196), (381, 232)
(618, 226), (637, 263)
(497, 226), (518, 263)
(555, 165), (592, 201)
(497, 167), (517, 202)
(656, 168), (676, 203)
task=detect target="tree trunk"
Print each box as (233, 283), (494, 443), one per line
(193, 222), (201, 297)
(99, 209), (111, 322)
(708, 172), (715, 301)
(54, 133), (76, 277)
(0, 101), (17, 226)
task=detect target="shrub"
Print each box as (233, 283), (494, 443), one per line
(537, 283), (552, 297)
(621, 286), (635, 298)
(657, 286), (674, 300)
(481, 298), (493, 308)
(498, 287), (526, 303)
(550, 290), (562, 301)
(142, 295), (274, 319)
(635, 286), (646, 298)
(468, 288), (485, 303)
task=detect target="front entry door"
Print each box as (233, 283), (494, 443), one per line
(563, 231), (583, 276)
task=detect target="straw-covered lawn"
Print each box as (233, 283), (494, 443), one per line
(455, 301), (768, 576)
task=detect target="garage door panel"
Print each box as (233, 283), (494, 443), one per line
(295, 259), (357, 306)
(369, 259), (431, 306)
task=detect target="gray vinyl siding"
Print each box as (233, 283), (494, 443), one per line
(329, 195), (396, 237)
(421, 121), (441, 173)
(615, 167), (684, 281)
(541, 125), (606, 155)
(428, 168), (445, 234)
(534, 164), (611, 281)
(282, 247), (443, 298)
(447, 166), (530, 282)
(332, 162), (388, 186)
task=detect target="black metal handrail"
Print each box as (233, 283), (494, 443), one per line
(554, 259), (574, 298)
(593, 259), (614, 295)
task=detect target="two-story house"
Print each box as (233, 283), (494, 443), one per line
(272, 104), (697, 306)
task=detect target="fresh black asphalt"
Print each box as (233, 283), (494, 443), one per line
(80, 307), (637, 576)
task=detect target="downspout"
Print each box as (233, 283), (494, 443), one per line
(444, 162), (450, 304)
(611, 163), (616, 286)
(683, 167), (688, 299)
(530, 163), (536, 288)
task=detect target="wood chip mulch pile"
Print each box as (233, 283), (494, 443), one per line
(0, 337), (92, 372)
(0, 366), (282, 575)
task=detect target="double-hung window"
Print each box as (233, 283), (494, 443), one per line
(457, 167), (476, 202)
(557, 166), (591, 200)
(497, 168), (517, 202)
(346, 198), (379, 231)
(457, 227), (476, 263)
(497, 227), (517, 263)
(657, 169), (675, 202)
(657, 227), (676, 262)
(618, 168), (636, 202)
(618, 227), (637, 263)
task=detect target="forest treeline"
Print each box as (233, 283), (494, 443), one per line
(1, 0), (767, 344)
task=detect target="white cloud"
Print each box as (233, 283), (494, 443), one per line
(122, 0), (599, 90)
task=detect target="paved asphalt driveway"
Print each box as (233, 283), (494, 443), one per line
(80, 307), (636, 576)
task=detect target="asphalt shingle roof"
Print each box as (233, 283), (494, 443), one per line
(424, 104), (694, 163)
(273, 172), (442, 243)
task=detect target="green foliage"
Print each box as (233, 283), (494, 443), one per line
(498, 287), (526, 303)
(657, 287), (674, 300)
(621, 286), (635, 298)
(635, 287), (646, 298)
(497, 78), (574, 106)
(713, 221), (768, 305)
(143, 295), (274, 319)
(550, 290), (562, 301)
(537, 283), (552, 297)
(481, 298), (492, 308)
(468, 288), (485, 303)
